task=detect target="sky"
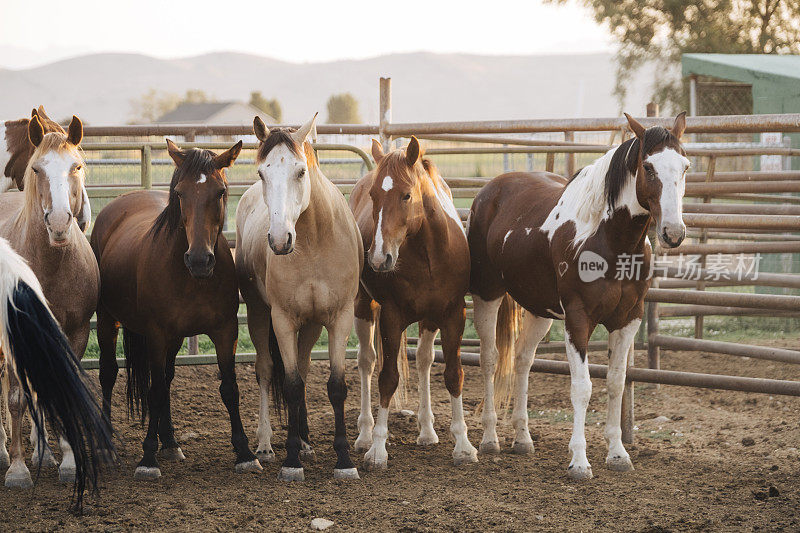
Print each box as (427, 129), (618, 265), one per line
(0, 0), (612, 69)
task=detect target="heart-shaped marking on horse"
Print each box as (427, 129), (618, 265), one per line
(558, 261), (569, 277)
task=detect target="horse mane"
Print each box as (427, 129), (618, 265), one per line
(256, 128), (302, 162)
(150, 148), (225, 237)
(4, 113), (65, 186)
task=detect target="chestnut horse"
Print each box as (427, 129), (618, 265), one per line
(350, 137), (478, 470)
(0, 115), (99, 487)
(91, 139), (261, 480)
(469, 113), (688, 479)
(0, 237), (114, 511)
(237, 114), (363, 481)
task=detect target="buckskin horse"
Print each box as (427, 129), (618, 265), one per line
(0, 115), (100, 486)
(91, 139), (261, 480)
(468, 113), (688, 479)
(0, 237), (114, 511)
(236, 114), (363, 481)
(350, 137), (478, 470)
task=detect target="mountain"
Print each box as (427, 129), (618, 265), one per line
(0, 51), (655, 125)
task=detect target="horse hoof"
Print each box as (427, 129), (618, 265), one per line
(333, 468), (360, 480)
(606, 455), (634, 472)
(363, 452), (388, 471)
(278, 467), (304, 482)
(416, 433), (439, 446)
(235, 459), (263, 473)
(256, 450), (276, 463)
(511, 441), (535, 455)
(31, 450), (58, 469)
(159, 447), (186, 462)
(453, 448), (479, 466)
(5, 470), (33, 489)
(353, 439), (372, 454)
(134, 466), (162, 481)
(567, 464), (593, 480)
(479, 441), (501, 454)
(59, 466), (76, 484)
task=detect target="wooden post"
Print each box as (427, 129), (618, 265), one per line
(187, 336), (199, 355)
(647, 288), (660, 370)
(141, 145), (152, 189)
(564, 131), (575, 177)
(646, 102), (659, 118)
(545, 153), (555, 174)
(379, 77), (392, 150)
(621, 343), (635, 444)
(695, 156), (716, 339)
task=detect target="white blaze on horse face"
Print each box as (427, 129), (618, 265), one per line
(371, 207), (386, 267)
(647, 148), (689, 247)
(39, 150), (83, 243)
(258, 143), (310, 254)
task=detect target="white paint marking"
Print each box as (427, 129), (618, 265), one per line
(373, 208), (385, 257)
(381, 175), (393, 191)
(427, 174), (465, 236)
(502, 229), (513, 252)
(197, 173), (207, 184)
(546, 308), (565, 320)
(647, 148), (689, 231)
(524, 227), (532, 235)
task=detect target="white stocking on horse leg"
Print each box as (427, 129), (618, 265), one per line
(364, 406), (389, 470)
(354, 317), (376, 453)
(605, 320), (640, 472)
(254, 349), (275, 463)
(0, 375), (9, 470)
(565, 330), (593, 480)
(29, 415), (57, 468)
(450, 394), (478, 465)
(473, 296), (502, 454)
(5, 377), (31, 488)
(416, 328), (438, 445)
(58, 437), (76, 483)
(510, 315), (552, 455)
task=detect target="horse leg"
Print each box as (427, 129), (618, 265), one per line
(271, 309), (305, 481)
(326, 304), (358, 480)
(441, 304), (478, 466)
(0, 370), (8, 469)
(510, 314), (553, 455)
(472, 295), (503, 454)
(209, 323), (261, 474)
(134, 337), (167, 480)
(29, 410), (56, 469)
(97, 305), (120, 423)
(564, 314), (593, 480)
(605, 319), (640, 472)
(5, 372), (32, 488)
(364, 306), (403, 471)
(353, 294), (377, 453)
(249, 300), (275, 463)
(158, 338), (185, 462)
(415, 323), (439, 446)
(297, 323), (322, 461)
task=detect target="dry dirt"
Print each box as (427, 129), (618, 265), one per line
(2, 338), (800, 532)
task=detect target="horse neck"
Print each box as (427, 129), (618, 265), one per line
(604, 210), (651, 254)
(296, 167), (337, 239)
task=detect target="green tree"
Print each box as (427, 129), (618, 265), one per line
(326, 93), (362, 124)
(249, 91), (283, 122)
(547, 0), (800, 112)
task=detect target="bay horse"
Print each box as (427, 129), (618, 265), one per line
(236, 114), (363, 481)
(468, 113), (688, 479)
(1, 107), (91, 230)
(0, 237), (114, 512)
(350, 137), (478, 469)
(91, 139), (261, 480)
(0, 115), (100, 487)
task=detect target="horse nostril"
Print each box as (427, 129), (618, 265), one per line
(44, 211), (50, 224)
(385, 253), (393, 267)
(286, 233), (293, 248)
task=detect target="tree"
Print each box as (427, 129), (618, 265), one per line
(326, 93), (362, 124)
(128, 89), (213, 124)
(249, 91), (283, 122)
(547, 0), (800, 112)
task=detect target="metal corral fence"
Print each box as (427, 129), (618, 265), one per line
(77, 78), (800, 443)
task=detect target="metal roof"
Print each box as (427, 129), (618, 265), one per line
(156, 102), (234, 123)
(682, 54), (800, 85)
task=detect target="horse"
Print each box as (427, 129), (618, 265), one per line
(91, 138), (261, 480)
(0, 115), (100, 486)
(0, 237), (114, 511)
(349, 137), (478, 470)
(468, 113), (688, 479)
(1, 107), (91, 230)
(236, 114), (363, 481)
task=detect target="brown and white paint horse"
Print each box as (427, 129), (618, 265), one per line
(0, 115), (100, 487)
(237, 114), (363, 481)
(350, 137), (478, 469)
(1, 107), (90, 230)
(469, 113), (688, 479)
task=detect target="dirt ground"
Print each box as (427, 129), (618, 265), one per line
(2, 338), (800, 532)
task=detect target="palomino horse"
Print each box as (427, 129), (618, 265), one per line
(92, 139), (261, 480)
(1, 107), (91, 229)
(0, 115), (100, 487)
(237, 114), (363, 481)
(0, 237), (114, 511)
(350, 137), (478, 469)
(469, 113), (688, 479)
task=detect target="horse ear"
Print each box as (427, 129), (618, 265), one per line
(215, 140), (243, 169)
(624, 113), (646, 139)
(31, 108), (39, 118)
(371, 138), (385, 163)
(253, 116), (268, 142)
(37, 106), (51, 121)
(406, 136), (421, 166)
(671, 111), (687, 139)
(165, 138), (186, 167)
(67, 116), (83, 146)
(28, 115), (44, 147)
(291, 113), (318, 145)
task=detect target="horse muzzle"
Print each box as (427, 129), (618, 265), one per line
(44, 209), (73, 247)
(658, 222), (686, 249)
(268, 231), (294, 255)
(368, 251), (396, 272)
(184, 251), (216, 279)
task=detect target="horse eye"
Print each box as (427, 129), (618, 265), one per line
(402, 193), (411, 201)
(297, 168), (306, 179)
(217, 190), (226, 199)
(33, 168), (40, 175)
(75, 165), (82, 172)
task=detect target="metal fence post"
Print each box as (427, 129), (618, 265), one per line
(564, 131), (575, 177)
(379, 77), (392, 150)
(141, 145), (152, 189)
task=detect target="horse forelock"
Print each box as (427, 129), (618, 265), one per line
(19, 132), (83, 224)
(256, 128), (302, 163)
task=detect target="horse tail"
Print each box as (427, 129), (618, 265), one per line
(3, 280), (116, 513)
(493, 293), (522, 411)
(373, 306), (409, 409)
(268, 317), (286, 420)
(122, 328), (149, 424)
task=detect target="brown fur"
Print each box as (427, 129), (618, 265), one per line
(4, 107), (65, 191)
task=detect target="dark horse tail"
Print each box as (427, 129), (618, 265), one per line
(5, 281), (116, 513)
(123, 327), (149, 424)
(268, 318), (286, 419)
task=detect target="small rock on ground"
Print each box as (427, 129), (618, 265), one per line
(651, 416), (671, 423)
(311, 518), (334, 530)
(742, 437), (756, 447)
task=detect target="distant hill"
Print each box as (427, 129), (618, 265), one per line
(0, 51), (655, 125)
